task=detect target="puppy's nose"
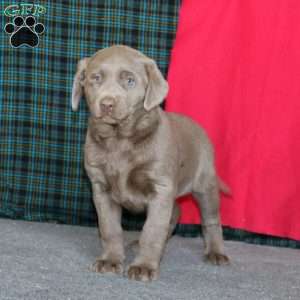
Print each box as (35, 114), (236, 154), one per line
(100, 98), (115, 114)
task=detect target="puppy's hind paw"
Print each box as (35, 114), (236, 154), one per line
(204, 252), (230, 266)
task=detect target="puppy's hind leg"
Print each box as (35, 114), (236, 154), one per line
(167, 202), (180, 239)
(192, 177), (230, 265)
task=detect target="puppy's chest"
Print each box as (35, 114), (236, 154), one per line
(100, 146), (156, 212)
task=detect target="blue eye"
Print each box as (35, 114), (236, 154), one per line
(91, 73), (102, 82)
(127, 77), (136, 88)
(120, 71), (136, 88)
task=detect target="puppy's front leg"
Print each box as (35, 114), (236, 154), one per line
(127, 187), (174, 282)
(91, 183), (125, 275)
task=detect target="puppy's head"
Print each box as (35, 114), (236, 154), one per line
(71, 45), (168, 124)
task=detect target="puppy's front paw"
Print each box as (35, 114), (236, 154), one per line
(127, 264), (159, 282)
(90, 258), (123, 274)
(204, 252), (230, 266)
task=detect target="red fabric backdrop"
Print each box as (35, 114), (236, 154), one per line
(166, 0), (300, 241)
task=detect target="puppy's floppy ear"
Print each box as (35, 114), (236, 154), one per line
(143, 59), (169, 111)
(71, 57), (90, 111)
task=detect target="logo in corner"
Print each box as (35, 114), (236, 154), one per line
(3, 3), (46, 48)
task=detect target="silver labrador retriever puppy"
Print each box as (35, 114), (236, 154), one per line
(72, 45), (229, 282)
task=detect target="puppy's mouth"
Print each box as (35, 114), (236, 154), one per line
(97, 115), (118, 124)
(92, 113), (129, 125)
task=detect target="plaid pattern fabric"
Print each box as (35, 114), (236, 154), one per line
(175, 225), (300, 249)
(0, 0), (181, 225)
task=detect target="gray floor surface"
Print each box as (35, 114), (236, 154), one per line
(0, 219), (299, 300)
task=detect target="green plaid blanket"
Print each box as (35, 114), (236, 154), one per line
(0, 1), (181, 225)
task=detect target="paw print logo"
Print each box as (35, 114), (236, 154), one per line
(4, 16), (45, 48)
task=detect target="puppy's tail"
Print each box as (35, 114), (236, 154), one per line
(218, 177), (232, 197)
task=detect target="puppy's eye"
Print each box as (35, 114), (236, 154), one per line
(126, 77), (136, 88)
(120, 71), (136, 89)
(90, 73), (102, 83)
